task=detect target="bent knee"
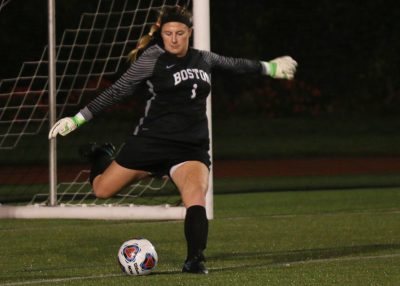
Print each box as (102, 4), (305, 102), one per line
(92, 179), (114, 199)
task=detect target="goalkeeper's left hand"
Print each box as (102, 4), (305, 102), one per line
(262, 56), (297, 79)
(48, 112), (86, 139)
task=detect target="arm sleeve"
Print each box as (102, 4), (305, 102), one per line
(200, 50), (266, 74)
(79, 45), (164, 120)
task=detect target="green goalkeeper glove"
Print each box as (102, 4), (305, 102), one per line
(48, 112), (86, 139)
(262, 56), (297, 79)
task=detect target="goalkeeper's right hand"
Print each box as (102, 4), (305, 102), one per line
(48, 113), (86, 139)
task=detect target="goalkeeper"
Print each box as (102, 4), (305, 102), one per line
(49, 5), (297, 274)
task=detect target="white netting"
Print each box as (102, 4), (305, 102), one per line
(0, 0), (192, 212)
(0, 0), (190, 149)
(29, 170), (180, 207)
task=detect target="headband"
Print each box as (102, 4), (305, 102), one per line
(160, 13), (192, 28)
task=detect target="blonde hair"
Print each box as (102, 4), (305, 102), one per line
(127, 6), (192, 63)
(127, 20), (161, 63)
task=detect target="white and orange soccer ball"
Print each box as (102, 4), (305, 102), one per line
(117, 238), (158, 275)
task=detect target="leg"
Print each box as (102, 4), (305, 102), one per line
(82, 142), (150, 198)
(170, 161), (209, 208)
(170, 161), (209, 274)
(93, 161), (150, 198)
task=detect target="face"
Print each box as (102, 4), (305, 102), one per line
(161, 22), (192, 57)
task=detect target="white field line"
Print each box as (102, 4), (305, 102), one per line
(274, 252), (400, 267)
(207, 253), (400, 273)
(217, 208), (400, 221)
(1, 253), (400, 285)
(0, 273), (124, 286)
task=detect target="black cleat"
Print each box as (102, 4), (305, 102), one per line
(79, 142), (116, 162)
(182, 256), (209, 274)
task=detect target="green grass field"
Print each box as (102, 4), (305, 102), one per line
(1, 185), (399, 286)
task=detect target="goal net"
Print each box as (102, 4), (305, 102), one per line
(0, 0), (212, 220)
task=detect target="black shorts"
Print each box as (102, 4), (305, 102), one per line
(115, 136), (211, 177)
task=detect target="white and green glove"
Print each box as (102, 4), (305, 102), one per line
(262, 56), (297, 79)
(48, 112), (86, 139)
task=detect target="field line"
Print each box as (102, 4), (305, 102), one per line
(208, 253), (400, 273)
(218, 208), (400, 221)
(275, 252), (400, 267)
(2, 253), (400, 285)
(0, 273), (124, 286)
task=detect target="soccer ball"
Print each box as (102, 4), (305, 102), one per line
(117, 238), (158, 276)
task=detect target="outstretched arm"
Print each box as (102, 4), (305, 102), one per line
(48, 45), (163, 139)
(200, 50), (297, 79)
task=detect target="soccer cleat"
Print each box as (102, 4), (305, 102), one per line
(182, 256), (209, 274)
(79, 142), (116, 162)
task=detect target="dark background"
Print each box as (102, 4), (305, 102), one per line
(1, 0), (400, 118)
(1, 0), (400, 202)
(1, 0), (400, 164)
(210, 1), (400, 117)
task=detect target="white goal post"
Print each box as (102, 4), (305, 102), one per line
(0, 0), (213, 220)
(193, 0), (213, 220)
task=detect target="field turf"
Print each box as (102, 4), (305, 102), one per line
(1, 185), (399, 285)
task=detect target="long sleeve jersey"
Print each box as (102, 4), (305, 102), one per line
(79, 44), (266, 146)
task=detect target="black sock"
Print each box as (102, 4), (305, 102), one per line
(184, 205), (208, 261)
(89, 153), (113, 185)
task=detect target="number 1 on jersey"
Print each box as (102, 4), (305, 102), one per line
(191, 84), (198, 99)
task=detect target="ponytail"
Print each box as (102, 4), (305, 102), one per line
(127, 20), (161, 63)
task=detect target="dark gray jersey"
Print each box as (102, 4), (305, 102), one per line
(80, 44), (264, 146)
